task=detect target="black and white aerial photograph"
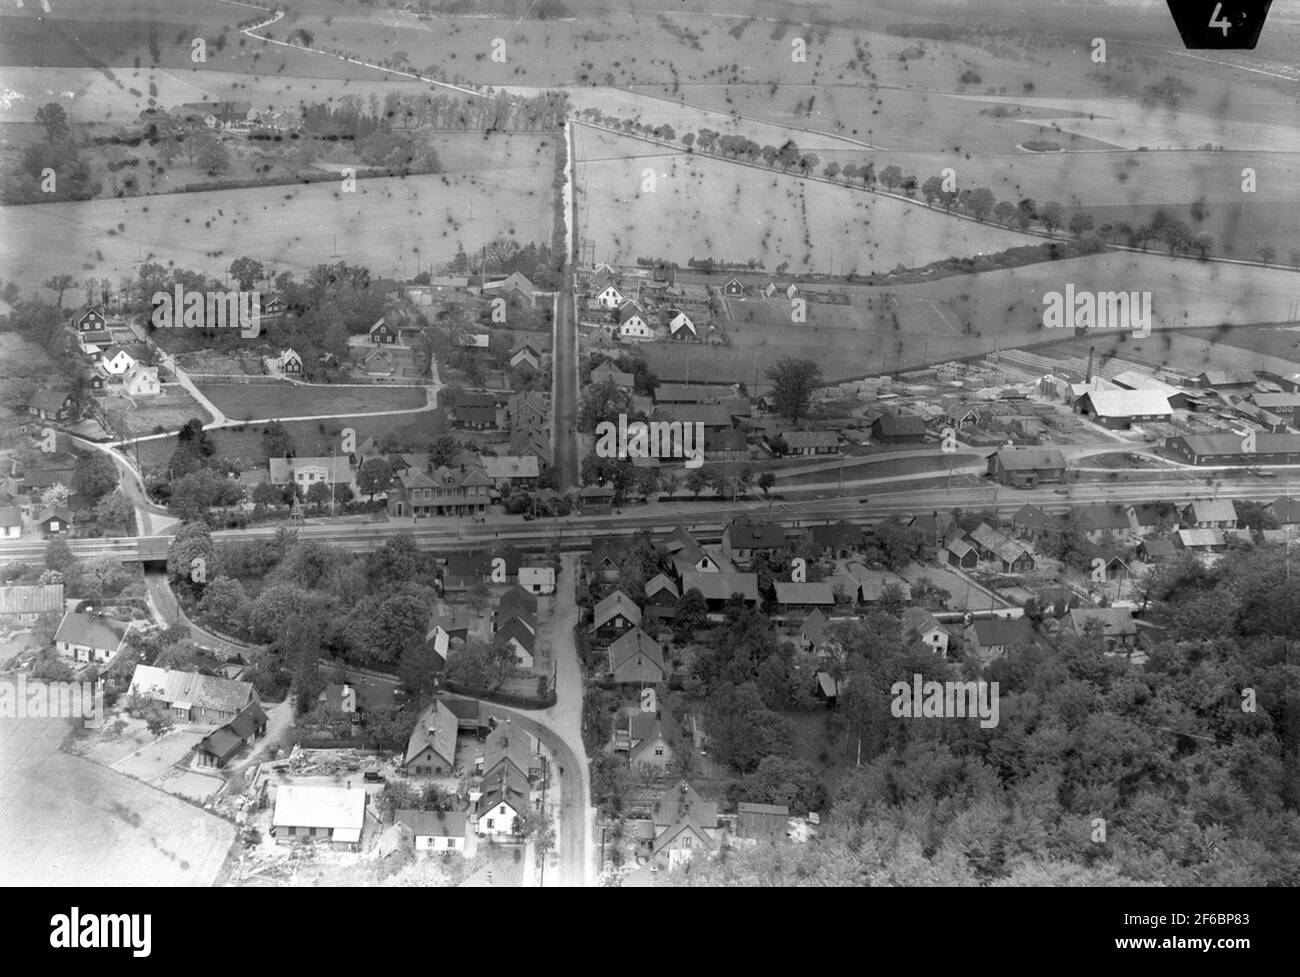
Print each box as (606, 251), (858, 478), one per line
(0, 0), (1296, 916)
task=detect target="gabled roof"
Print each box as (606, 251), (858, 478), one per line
(1184, 499), (1238, 524)
(484, 719), (533, 778)
(54, 611), (126, 652)
(496, 617), (536, 653)
(198, 725), (244, 760)
(1067, 607), (1137, 638)
(801, 608), (829, 644)
(645, 573), (680, 601)
(783, 430), (840, 450)
(1074, 504), (1131, 532)
(405, 700), (458, 766)
(1177, 528), (1226, 547)
(1077, 389), (1172, 417)
(591, 361), (634, 388)
(649, 781), (717, 829)
(1013, 504), (1059, 531)
(227, 700), (268, 739)
(592, 590), (642, 629)
(773, 581), (835, 606)
(681, 570), (759, 603)
(990, 446), (1067, 470)
(725, 518), (785, 550)
(397, 808), (467, 839)
(0, 583), (63, 615)
(652, 816), (716, 855)
(967, 617), (1036, 647)
(480, 455), (540, 480)
(609, 627), (666, 674)
(1267, 497), (1300, 524)
(476, 765), (530, 818)
(901, 607), (944, 637)
(872, 414), (928, 437)
(498, 585), (540, 616)
(273, 786), (366, 833)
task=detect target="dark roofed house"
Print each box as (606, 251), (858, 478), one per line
(722, 517), (785, 567)
(1266, 497), (1300, 526)
(963, 616), (1036, 662)
(397, 808), (469, 855)
(404, 700), (458, 776)
(987, 446), (1067, 487)
(871, 414), (928, 444)
(806, 521), (864, 559)
(589, 590), (642, 640)
(1012, 504), (1060, 540)
(197, 701), (268, 768)
(680, 570), (760, 609)
(608, 627), (667, 685)
(1066, 607), (1138, 649)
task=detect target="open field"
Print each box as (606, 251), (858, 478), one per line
(0, 717), (234, 886)
(129, 408), (451, 471)
(645, 251), (1300, 384)
(0, 152), (552, 290)
(574, 125), (1038, 272)
(195, 381), (427, 420)
(102, 387), (213, 435)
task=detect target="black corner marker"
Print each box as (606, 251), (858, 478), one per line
(1165, 0), (1274, 49)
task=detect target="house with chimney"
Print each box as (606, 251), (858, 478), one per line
(721, 517), (785, 568)
(403, 700), (458, 776)
(608, 627), (667, 685)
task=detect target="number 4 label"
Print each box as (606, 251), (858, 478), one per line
(1209, 3), (1231, 35)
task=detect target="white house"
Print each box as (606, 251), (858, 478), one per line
(54, 611), (130, 664)
(618, 302), (653, 341)
(667, 310), (697, 339)
(902, 608), (950, 656)
(272, 785), (367, 851)
(594, 284), (625, 309)
(100, 345), (136, 376)
(397, 809), (469, 855)
(0, 506), (21, 539)
(123, 366), (160, 397)
(518, 566), (556, 595)
(475, 767), (530, 837)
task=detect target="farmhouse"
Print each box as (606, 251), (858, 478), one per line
(268, 456), (354, 493)
(196, 701), (268, 769)
(608, 627), (667, 685)
(128, 665), (258, 724)
(397, 809), (469, 855)
(404, 700), (458, 776)
(0, 507), (23, 539)
(1181, 499), (1238, 529)
(963, 616), (1036, 661)
(1066, 607), (1138, 649)
(987, 447), (1067, 487)
(482, 271), (536, 307)
(590, 590), (642, 639)
(496, 617), (536, 668)
(272, 785), (368, 851)
(277, 348), (303, 374)
(37, 506), (72, 536)
(591, 361), (634, 390)
(618, 302), (653, 341)
(782, 430), (840, 456)
(123, 366), (160, 397)
(680, 570), (760, 609)
(721, 517), (785, 567)
(902, 607), (950, 656)
(368, 318), (398, 345)
(54, 611), (129, 664)
(721, 277), (746, 297)
(100, 345), (136, 376)
(871, 414), (928, 444)
(773, 581), (836, 610)
(71, 307), (113, 354)
(25, 389), (77, 422)
(0, 583), (63, 625)
(475, 766), (531, 837)
(667, 310), (697, 339)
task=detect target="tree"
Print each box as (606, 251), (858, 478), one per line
(194, 134), (230, 176)
(73, 452), (119, 501)
(398, 641), (443, 697)
(357, 457), (394, 500)
(94, 490), (134, 535)
(765, 357), (822, 424)
(40, 484), (70, 509)
(144, 706), (174, 739)
(1192, 231), (1215, 259)
(1068, 211), (1095, 238)
(993, 200), (1017, 226)
(260, 420), (296, 459)
(45, 538), (75, 573)
(673, 589), (709, 642)
(198, 575), (249, 634)
(758, 471), (776, 498)
(743, 755), (828, 814)
(879, 165), (903, 190)
(43, 274), (77, 308)
(967, 187), (996, 222)
(1040, 200), (1064, 236)
(35, 103), (70, 143)
(426, 435), (459, 468)
(822, 161), (840, 180)
(305, 480), (333, 511)
(228, 257), (264, 290)
(920, 175), (943, 207)
(1259, 244), (1277, 264)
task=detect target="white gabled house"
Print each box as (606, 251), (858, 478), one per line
(667, 310), (697, 339)
(100, 345), (136, 376)
(123, 366), (160, 397)
(618, 301), (652, 341)
(594, 283), (625, 309)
